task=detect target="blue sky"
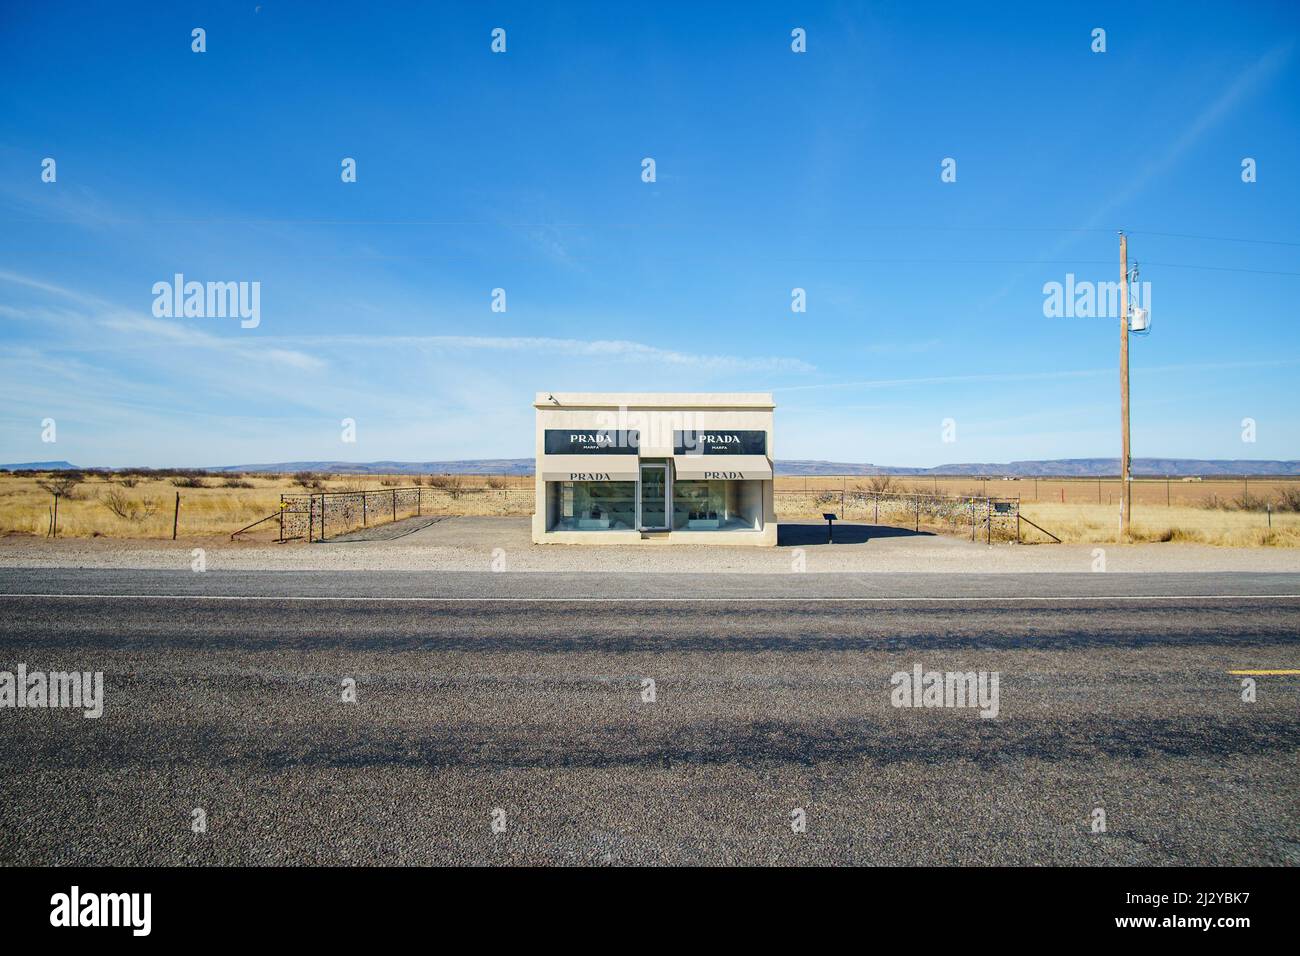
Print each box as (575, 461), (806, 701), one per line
(1, 1), (1297, 467)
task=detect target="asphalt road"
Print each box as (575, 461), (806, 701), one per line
(1, 569), (1297, 865)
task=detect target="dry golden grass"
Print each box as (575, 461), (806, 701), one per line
(773, 474), (1300, 508)
(774, 475), (1300, 547)
(0, 472), (532, 540)
(1018, 502), (1300, 547)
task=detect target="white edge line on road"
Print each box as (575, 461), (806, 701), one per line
(1, 593), (1298, 603)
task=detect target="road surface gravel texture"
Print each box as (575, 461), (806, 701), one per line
(1, 566), (1296, 865)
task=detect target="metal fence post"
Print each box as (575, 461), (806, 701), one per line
(986, 497), (992, 545)
(392, 489), (397, 521)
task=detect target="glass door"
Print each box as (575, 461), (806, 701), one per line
(639, 464), (668, 530)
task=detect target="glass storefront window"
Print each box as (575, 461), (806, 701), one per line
(672, 479), (762, 531)
(547, 476), (762, 533)
(640, 464), (668, 529)
(550, 481), (636, 531)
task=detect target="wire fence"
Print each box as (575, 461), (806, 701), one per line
(770, 474), (1300, 508)
(774, 490), (1030, 542)
(280, 487), (423, 541)
(258, 474), (1298, 545)
(278, 485), (535, 541)
(272, 484), (1034, 543)
(12, 470), (1292, 543)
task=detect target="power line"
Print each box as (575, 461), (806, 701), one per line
(10, 251), (1300, 275)
(1127, 229), (1300, 248)
(1141, 261), (1300, 277)
(2, 216), (1298, 249)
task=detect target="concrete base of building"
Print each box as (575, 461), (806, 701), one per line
(531, 517), (777, 547)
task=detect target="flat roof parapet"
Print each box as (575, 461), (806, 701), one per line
(534, 392), (775, 410)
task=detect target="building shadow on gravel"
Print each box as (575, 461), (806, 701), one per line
(776, 523), (937, 546)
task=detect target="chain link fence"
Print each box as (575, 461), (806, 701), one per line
(279, 487), (425, 541)
(276, 484), (1031, 543)
(277, 485), (535, 541)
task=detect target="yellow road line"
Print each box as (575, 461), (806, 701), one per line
(1228, 669), (1300, 676)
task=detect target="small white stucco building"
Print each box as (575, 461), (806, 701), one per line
(532, 392), (777, 546)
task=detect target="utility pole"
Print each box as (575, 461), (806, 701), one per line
(1119, 232), (1132, 540)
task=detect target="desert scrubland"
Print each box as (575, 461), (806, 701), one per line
(0, 470), (1296, 547)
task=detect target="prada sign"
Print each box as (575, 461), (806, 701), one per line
(674, 430), (766, 456)
(544, 429), (640, 455)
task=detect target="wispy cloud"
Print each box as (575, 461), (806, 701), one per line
(262, 333), (815, 373)
(0, 268), (111, 308)
(99, 315), (325, 371)
(978, 42), (1294, 312)
(1083, 42), (1293, 233)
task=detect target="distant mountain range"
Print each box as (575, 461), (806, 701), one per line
(0, 458), (537, 475)
(775, 458), (1300, 477)
(209, 459), (537, 476)
(3, 457), (1298, 477)
(0, 460), (80, 471)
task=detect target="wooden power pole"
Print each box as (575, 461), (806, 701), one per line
(1119, 232), (1132, 540)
